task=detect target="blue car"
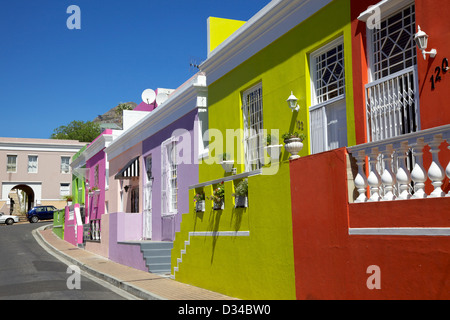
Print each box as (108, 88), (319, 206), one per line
(27, 206), (57, 223)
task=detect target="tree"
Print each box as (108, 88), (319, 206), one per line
(50, 120), (101, 143)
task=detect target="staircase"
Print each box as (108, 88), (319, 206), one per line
(139, 241), (173, 274)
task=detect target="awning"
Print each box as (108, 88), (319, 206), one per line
(114, 156), (140, 180)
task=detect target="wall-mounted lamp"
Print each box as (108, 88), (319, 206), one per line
(287, 91), (299, 112)
(124, 185), (132, 192)
(414, 26), (437, 60)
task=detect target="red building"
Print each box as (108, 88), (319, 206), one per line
(290, 0), (450, 299)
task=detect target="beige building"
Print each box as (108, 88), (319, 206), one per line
(0, 137), (86, 216)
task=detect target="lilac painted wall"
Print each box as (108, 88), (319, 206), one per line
(142, 108), (199, 241)
(108, 212), (147, 272)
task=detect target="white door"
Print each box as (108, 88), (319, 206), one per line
(143, 180), (153, 239)
(143, 156), (153, 239)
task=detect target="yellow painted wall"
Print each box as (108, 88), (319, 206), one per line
(207, 17), (246, 54)
(172, 0), (353, 300)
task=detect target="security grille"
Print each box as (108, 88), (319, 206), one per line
(313, 41), (345, 104)
(242, 83), (264, 172)
(366, 3), (419, 142)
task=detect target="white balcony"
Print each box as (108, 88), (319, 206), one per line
(348, 124), (450, 202)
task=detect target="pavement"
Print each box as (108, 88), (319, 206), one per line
(34, 224), (238, 300)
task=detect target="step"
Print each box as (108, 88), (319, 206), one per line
(139, 241), (173, 250)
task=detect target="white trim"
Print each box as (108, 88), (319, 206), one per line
(358, 0), (414, 22)
(349, 228), (450, 236)
(171, 231), (250, 278)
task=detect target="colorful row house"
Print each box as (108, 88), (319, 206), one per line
(61, 0), (450, 300)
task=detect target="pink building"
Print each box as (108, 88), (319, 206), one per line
(0, 137), (85, 216)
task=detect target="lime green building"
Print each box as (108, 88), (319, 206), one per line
(171, 0), (355, 299)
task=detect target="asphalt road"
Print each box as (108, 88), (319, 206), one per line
(0, 221), (131, 300)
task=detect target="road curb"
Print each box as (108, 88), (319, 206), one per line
(33, 224), (166, 300)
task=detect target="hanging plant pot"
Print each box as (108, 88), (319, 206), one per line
(195, 200), (205, 212)
(284, 138), (304, 160)
(220, 160), (234, 173)
(235, 195), (248, 208)
(213, 200), (224, 210)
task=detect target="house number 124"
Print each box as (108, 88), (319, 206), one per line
(430, 58), (449, 90)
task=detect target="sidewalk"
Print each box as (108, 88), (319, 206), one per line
(35, 225), (238, 300)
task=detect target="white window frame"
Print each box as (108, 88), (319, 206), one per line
(161, 137), (178, 216)
(28, 155), (38, 173)
(61, 156), (71, 174)
(309, 37), (346, 154)
(60, 183), (70, 197)
(7, 155), (17, 173)
(361, 0), (420, 142)
(242, 82), (264, 172)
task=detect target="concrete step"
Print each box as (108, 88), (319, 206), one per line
(139, 241), (173, 274)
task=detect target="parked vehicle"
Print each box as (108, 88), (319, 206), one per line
(26, 206), (57, 223)
(0, 212), (19, 225)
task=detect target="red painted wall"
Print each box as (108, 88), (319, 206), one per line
(351, 0), (450, 140)
(290, 148), (450, 299)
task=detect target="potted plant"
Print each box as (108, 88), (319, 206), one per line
(193, 192), (205, 212)
(264, 134), (282, 161)
(233, 179), (248, 208)
(208, 181), (225, 210)
(218, 153), (234, 173)
(282, 132), (306, 159)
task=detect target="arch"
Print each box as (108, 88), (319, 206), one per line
(7, 184), (36, 215)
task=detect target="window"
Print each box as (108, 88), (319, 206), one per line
(310, 37), (347, 154)
(363, 1), (419, 142)
(60, 183), (70, 196)
(28, 156), (38, 173)
(61, 157), (70, 174)
(370, 3), (416, 81)
(242, 83), (264, 172)
(7, 155), (17, 173)
(161, 138), (177, 215)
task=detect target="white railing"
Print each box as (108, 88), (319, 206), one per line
(366, 67), (419, 142)
(348, 124), (450, 202)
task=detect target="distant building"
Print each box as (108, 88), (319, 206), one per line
(0, 137), (86, 216)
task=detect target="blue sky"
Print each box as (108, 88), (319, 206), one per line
(0, 0), (270, 139)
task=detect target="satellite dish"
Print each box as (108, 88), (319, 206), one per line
(141, 89), (156, 104)
(156, 92), (169, 105)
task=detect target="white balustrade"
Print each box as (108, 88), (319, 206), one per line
(348, 124), (450, 202)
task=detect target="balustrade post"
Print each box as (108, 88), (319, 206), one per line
(381, 144), (396, 201)
(410, 138), (427, 199)
(367, 147), (382, 202)
(354, 150), (368, 203)
(396, 141), (412, 200)
(428, 134), (445, 198)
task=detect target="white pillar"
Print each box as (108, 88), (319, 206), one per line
(381, 144), (396, 201)
(411, 138), (427, 199)
(396, 141), (412, 200)
(354, 150), (368, 203)
(428, 134), (445, 198)
(367, 147), (381, 202)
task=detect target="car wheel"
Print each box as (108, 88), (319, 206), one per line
(5, 218), (14, 225)
(30, 216), (39, 223)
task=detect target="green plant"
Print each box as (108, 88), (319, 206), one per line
(233, 179), (248, 197)
(282, 132), (306, 142)
(208, 181), (225, 204)
(193, 192), (205, 203)
(266, 134), (279, 146)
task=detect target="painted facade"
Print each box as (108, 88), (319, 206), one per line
(0, 137), (85, 216)
(51, 0), (450, 300)
(171, 0), (356, 300)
